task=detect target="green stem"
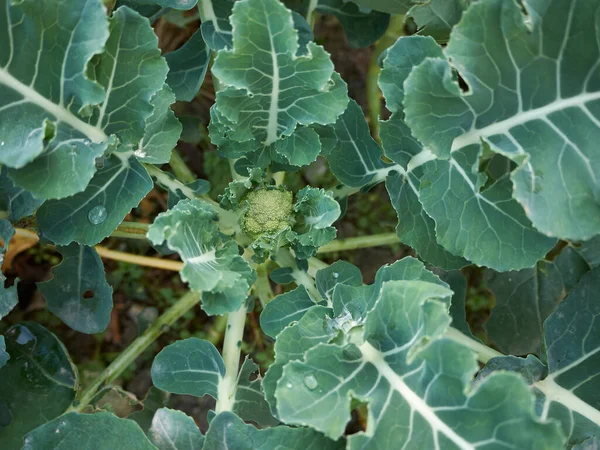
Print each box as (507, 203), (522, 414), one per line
(317, 232), (400, 253)
(444, 327), (502, 364)
(254, 264), (275, 307)
(275, 248), (323, 303)
(70, 291), (202, 412)
(215, 305), (248, 413)
(366, 15), (406, 139)
(111, 221), (150, 240)
(306, 0), (319, 28)
(169, 150), (197, 184)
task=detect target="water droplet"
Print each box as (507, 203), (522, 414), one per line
(286, 383), (292, 389)
(0, 141), (4, 146)
(303, 374), (318, 390)
(332, 272), (339, 279)
(88, 205), (107, 225)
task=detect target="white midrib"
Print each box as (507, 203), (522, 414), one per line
(264, 7), (280, 146)
(187, 249), (217, 265)
(451, 91), (600, 151)
(535, 377), (600, 424)
(0, 67), (108, 143)
(359, 342), (475, 450)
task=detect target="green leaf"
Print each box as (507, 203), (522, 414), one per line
(0, 220), (17, 320)
(148, 408), (204, 450)
(151, 338), (224, 399)
(147, 198), (255, 315)
(314, 0), (390, 48)
(352, 0), (410, 14)
(128, 387), (169, 433)
(0, 336), (8, 370)
(211, 0), (348, 148)
(403, 0), (600, 241)
(418, 146), (556, 270)
(165, 30), (210, 102)
(204, 412), (344, 450)
(436, 269), (475, 339)
(0, 323), (78, 449)
(135, 84), (182, 164)
(537, 267), (600, 445)
(379, 36), (469, 269)
(260, 286), (317, 339)
(485, 260), (566, 356)
(0, 168), (44, 221)
(482, 268), (600, 446)
(318, 99), (390, 188)
(2, 2), (169, 200)
(276, 280), (566, 448)
(199, 0), (235, 50)
(292, 187), (340, 259)
(24, 412), (155, 450)
(126, 0), (198, 10)
(37, 155), (152, 246)
(233, 357), (279, 427)
(315, 260), (363, 302)
(38, 244), (113, 334)
(273, 127), (321, 167)
(407, 0), (472, 43)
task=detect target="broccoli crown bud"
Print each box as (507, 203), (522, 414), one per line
(241, 188), (293, 238)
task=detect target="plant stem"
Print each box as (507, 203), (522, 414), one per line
(275, 248), (323, 303)
(95, 246), (183, 272)
(443, 327), (503, 363)
(306, 0), (319, 28)
(254, 264), (274, 307)
(111, 221), (150, 240)
(215, 305), (247, 413)
(317, 232), (400, 253)
(169, 150), (197, 184)
(70, 290), (202, 412)
(366, 15), (406, 139)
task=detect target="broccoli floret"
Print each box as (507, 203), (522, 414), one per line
(241, 188), (293, 238)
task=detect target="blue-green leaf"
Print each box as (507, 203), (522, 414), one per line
(0, 323), (78, 449)
(38, 244), (113, 334)
(151, 338), (225, 399)
(403, 0), (600, 241)
(165, 31), (210, 102)
(204, 412), (343, 450)
(260, 286), (317, 339)
(148, 408), (204, 450)
(0, 169), (44, 221)
(24, 412), (155, 450)
(147, 199), (254, 315)
(37, 155), (152, 246)
(0, 220), (17, 320)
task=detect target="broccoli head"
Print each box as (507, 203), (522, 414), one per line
(241, 188), (293, 238)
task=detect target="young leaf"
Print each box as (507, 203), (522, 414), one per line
(24, 412), (155, 450)
(147, 199), (255, 315)
(199, 0), (235, 50)
(147, 408), (204, 450)
(260, 286), (317, 339)
(204, 411), (344, 450)
(135, 84), (183, 164)
(36, 155), (153, 246)
(211, 0), (348, 147)
(403, 0), (600, 241)
(38, 244), (113, 334)
(165, 30), (210, 102)
(315, 260), (363, 302)
(0, 323), (78, 449)
(276, 280), (565, 448)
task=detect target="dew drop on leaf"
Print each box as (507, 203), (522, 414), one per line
(333, 272), (339, 279)
(303, 374), (318, 390)
(88, 205), (107, 225)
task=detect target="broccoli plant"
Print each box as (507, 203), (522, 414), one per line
(0, 0), (599, 448)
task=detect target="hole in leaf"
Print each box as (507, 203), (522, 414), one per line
(83, 290), (94, 299)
